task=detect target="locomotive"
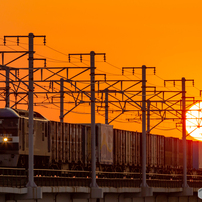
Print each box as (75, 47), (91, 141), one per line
(0, 107), (201, 173)
(0, 107), (113, 170)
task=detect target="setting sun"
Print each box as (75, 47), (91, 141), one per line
(186, 102), (202, 141)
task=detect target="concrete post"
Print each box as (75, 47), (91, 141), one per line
(27, 33), (36, 187)
(90, 51), (97, 187)
(182, 77), (187, 188)
(142, 65), (147, 187)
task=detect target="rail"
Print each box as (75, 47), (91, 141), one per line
(0, 167), (201, 188)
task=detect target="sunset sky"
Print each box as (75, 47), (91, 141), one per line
(1, 0), (202, 139)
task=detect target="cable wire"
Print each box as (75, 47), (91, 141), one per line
(45, 45), (68, 56)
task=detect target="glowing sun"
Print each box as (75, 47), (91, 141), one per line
(186, 102), (202, 141)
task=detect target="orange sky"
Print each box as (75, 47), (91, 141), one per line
(1, 0), (202, 139)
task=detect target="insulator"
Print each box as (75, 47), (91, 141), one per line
(80, 55), (82, 62)
(104, 54), (106, 62)
(154, 68), (156, 75)
(43, 37), (46, 45)
(17, 37), (19, 46)
(3, 37), (6, 45)
(122, 69), (124, 75)
(132, 68), (134, 75)
(68, 55), (71, 62)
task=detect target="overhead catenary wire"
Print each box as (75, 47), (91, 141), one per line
(1, 38), (201, 134)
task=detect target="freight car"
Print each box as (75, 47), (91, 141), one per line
(0, 107), (201, 174)
(113, 129), (194, 173)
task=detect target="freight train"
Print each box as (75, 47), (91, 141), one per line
(0, 107), (201, 174)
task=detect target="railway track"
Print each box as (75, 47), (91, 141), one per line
(0, 167), (201, 188)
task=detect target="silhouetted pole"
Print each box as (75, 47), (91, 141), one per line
(105, 88), (109, 124)
(2, 53), (10, 108)
(90, 51), (97, 187)
(2, 53), (9, 108)
(182, 77), (188, 187)
(142, 65), (147, 187)
(60, 78), (64, 123)
(3, 33), (45, 187)
(147, 99), (150, 134)
(27, 33), (36, 187)
(68, 51), (105, 189)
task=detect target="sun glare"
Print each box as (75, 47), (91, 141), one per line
(186, 102), (202, 141)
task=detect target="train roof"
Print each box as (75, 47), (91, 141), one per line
(0, 108), (48, 120)
(0, 108), (19, 118)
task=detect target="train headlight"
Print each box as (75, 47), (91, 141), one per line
(3, 137), (8, 142)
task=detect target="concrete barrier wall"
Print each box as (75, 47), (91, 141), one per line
(2, 193), (202, 202)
